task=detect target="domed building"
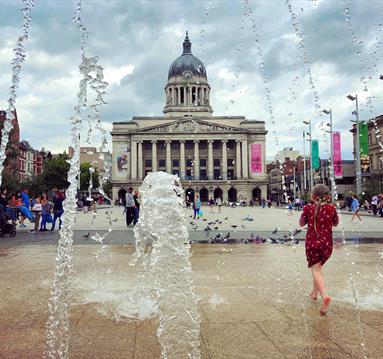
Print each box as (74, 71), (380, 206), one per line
(112, 32), (267, 203)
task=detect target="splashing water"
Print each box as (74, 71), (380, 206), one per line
(0, 0), (35, 186)
(130, 172), (201, 359)
(45, 1), (109, 357)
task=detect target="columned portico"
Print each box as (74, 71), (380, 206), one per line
(151, 140), (157, 172)
(165, 140), (172, 173)
(222, 140), (228, 180)
(208, 140), (214, 180)
(180, 140), (186, 179)
(137, 141), (143, 180)
(241, 139), (248, 178)
(236, 140), (241, 179)
(193, 140), (200, 180)
(131, 141), (137, 180)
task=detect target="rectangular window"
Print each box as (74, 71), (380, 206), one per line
(185, 142), (193, 150)
(213, 141), (221, 149)
(228, 169), (234, 179)
(186, 159), (193, 167)
(158, 159), (166, 167)
(200, 169), (207, 180)
(214, 169), (221, 180)
(199, 141), (207, 150)
(200, 159), (207, 167)
(214, 159), (220, 167)
(227, 158), (235, 166)
(145, 159), (152, 167)
(172, 169), (180, 176)
(368, 134), (372, 145)
(173, 159), (179, 167)
(172, 142), (179, 150)
(227, 141), (235, 150)
(144, 142), (151, 150)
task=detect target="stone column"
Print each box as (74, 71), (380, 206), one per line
(165, 140), (172, 174)
(236, 140), (241, 179)
(188, 86), (192, 106)
(222, 140), (228, 180)
(137, 141), (143, 180)
(241, 139), (248, 178)
(151, 140), (157, 172)
(208, 140), (214, 180)
(193, 140), (200, 180)
(180, 140), (186, 180)
(131, 140), (137, 180)
(177, 86), (181, 106)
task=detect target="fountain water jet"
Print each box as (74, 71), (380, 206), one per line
(130, 171), (201, 359)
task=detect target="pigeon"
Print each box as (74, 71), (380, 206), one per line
(189, 221), (195, 225)
(214, 226), (219, 230)
(224, 232), (231, 240)
(189, 215), (193, 218)
(267, 237), (277, 244)
(113, 218), (118, 222)
(242, 215), (254, 221)
(293, 238), (299, 245)
(293, 229), (302, 236)
(83, 232), (90, 238)
(218, 221), (222, 224)
(202, 219), (207, 221)
(224, 217), (228, 220)
(231, 225), (238, 229)
(272, 228), (278, 234)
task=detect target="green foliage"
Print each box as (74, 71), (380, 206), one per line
(80, 162), (100, 191)
(42, 154), (70, 190)
(1, 172), (20, 194)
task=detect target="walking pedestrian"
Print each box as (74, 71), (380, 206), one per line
(208, 197), (215, 213)
(31, 197), (42, 232)
(351, 195), (362, 222)
(371, 194), (379, 216)
(216, 197), (222, 214)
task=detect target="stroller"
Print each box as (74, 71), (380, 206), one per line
(0, 209), (16, 237)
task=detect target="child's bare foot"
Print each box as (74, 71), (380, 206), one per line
(310, 291), (318, 300)
(320, 296), (331, 315)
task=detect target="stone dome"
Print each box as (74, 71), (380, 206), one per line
(168, 32), (207, 79)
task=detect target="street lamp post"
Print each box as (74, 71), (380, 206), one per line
(303, 120), (313, 193)
(347, 94), (362, 197)
(323, 109), (334, 199)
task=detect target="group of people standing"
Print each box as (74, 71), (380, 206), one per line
(0, 188), (65, 233)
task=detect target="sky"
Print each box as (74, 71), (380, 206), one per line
(1, 0), (383, 161)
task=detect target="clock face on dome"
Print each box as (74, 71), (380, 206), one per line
(182, 70), (193, 80)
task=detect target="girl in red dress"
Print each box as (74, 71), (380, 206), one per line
(299, 184), (339, 315)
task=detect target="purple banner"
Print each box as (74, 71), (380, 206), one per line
(333, 132), (342, 178)
(250, 144), (262, 173)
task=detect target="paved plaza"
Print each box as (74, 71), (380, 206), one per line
(1, 206), (383, 358)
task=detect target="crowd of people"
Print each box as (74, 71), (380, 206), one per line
(0, 188), (65, 234)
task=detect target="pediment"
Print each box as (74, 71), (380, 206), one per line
(133, 119), (248, 134)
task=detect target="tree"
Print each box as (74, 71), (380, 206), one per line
(42, 154), (70, 190)
(80, 162), (100, 191)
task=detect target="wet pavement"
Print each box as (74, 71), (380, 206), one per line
(1, 239), (382, 358)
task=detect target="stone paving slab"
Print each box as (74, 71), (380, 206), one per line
(0, 242), (382, 358)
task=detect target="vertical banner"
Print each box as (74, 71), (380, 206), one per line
(332, 132), (342, 178)
(250, 143), (262, 173)
(311, 140), (320, 169)
(359, 121), (369, 156)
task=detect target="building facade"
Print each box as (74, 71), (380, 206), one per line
(351, 115), (383, 193)
(111, 33), (267, 203)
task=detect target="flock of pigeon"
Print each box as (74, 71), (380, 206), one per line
(188, 214), (302, 245)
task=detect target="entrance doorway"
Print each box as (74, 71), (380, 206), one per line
(228, 187), (237, 202)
